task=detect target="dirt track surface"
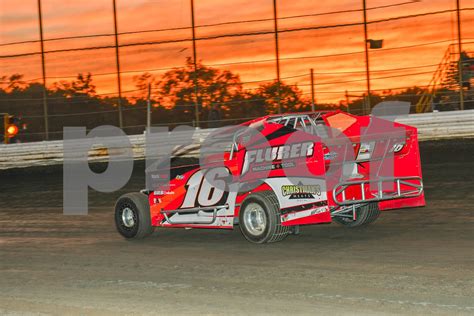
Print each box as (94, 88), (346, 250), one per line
(1, 139), (473, 315)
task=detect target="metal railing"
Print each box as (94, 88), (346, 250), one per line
(0, 109), (473, 170)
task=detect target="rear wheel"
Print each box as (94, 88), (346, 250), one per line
(239, 191), (290, 244)
(115, 192), (154, 239)
(333, 203), (380, 227)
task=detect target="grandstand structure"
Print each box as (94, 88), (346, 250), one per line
(416, 42), (474, 113)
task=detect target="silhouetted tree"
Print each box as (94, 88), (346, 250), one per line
(52, 72), (96, 97)
(7, 57), (462, 142)
(154, 57), (242, 122)
(256, 81), (304, 114)
(0, 73), (28, 92)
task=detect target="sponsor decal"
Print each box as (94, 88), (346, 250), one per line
(151, 173), (170, 179)
(251, 161), (295, 172)
(175, 175), (184, 180)
(281, 184), (321, 199)
(280, 201), (328, 214)
(242, 142), (314, 174)
(323, 152), (338, 160)
(311, 207), (328, 215)
(357, 142), (375, 160)
(282, 207), (327, 221)
(390, 142), (405, 153)
(154, 190), (175, 196)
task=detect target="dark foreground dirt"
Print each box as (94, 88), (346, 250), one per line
(1, 139), (473, 315)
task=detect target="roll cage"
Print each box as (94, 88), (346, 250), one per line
(229, 112), (329, 159)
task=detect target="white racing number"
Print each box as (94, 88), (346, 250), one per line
(180, 167), (230, 208)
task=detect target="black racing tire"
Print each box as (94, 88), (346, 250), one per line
(115, 192), (154, 239)
(239, 191), (290, 244)
(333, 203), (380, 227)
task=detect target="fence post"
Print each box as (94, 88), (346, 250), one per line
(456, 0), (464, 111)
(345, 90), (350, 113)
(310, 68), (315, 112)
(147, 83), (151, 130)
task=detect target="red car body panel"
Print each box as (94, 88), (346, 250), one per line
(148, 111), (425, 229)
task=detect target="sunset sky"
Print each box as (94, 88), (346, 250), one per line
(0, 0), (473, 104)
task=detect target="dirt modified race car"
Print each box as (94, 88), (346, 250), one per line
(115, 111), (425, 243)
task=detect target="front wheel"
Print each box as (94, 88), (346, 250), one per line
(239, 191), (290, 244)
(333, 203), (380, 227)
(115, 192), (154, 239)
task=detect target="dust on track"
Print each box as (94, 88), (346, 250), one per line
(1, 139), (473, 315)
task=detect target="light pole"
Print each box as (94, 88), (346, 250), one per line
(273, 0), (282, 114)
(190, 0), (200, 127)
(362, 0), (371, 115)
(456, 0), (464, 110)
(37, 0), (49, 140)
(362, 0), (383, 115)
(112, 0), (123, 129)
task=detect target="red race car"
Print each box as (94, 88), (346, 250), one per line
(115, 111), (425, 243)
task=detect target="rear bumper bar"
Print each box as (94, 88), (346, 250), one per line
(333, 176), (423, 206)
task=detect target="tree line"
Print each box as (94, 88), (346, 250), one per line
(0, 57), (452, 141)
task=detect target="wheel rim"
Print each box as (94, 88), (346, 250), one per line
(121, 207), (136, 228)
(243, 202), (267, 236)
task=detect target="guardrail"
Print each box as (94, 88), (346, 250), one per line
(397, 110), (474, 139)
(1, 110), (473, 170)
